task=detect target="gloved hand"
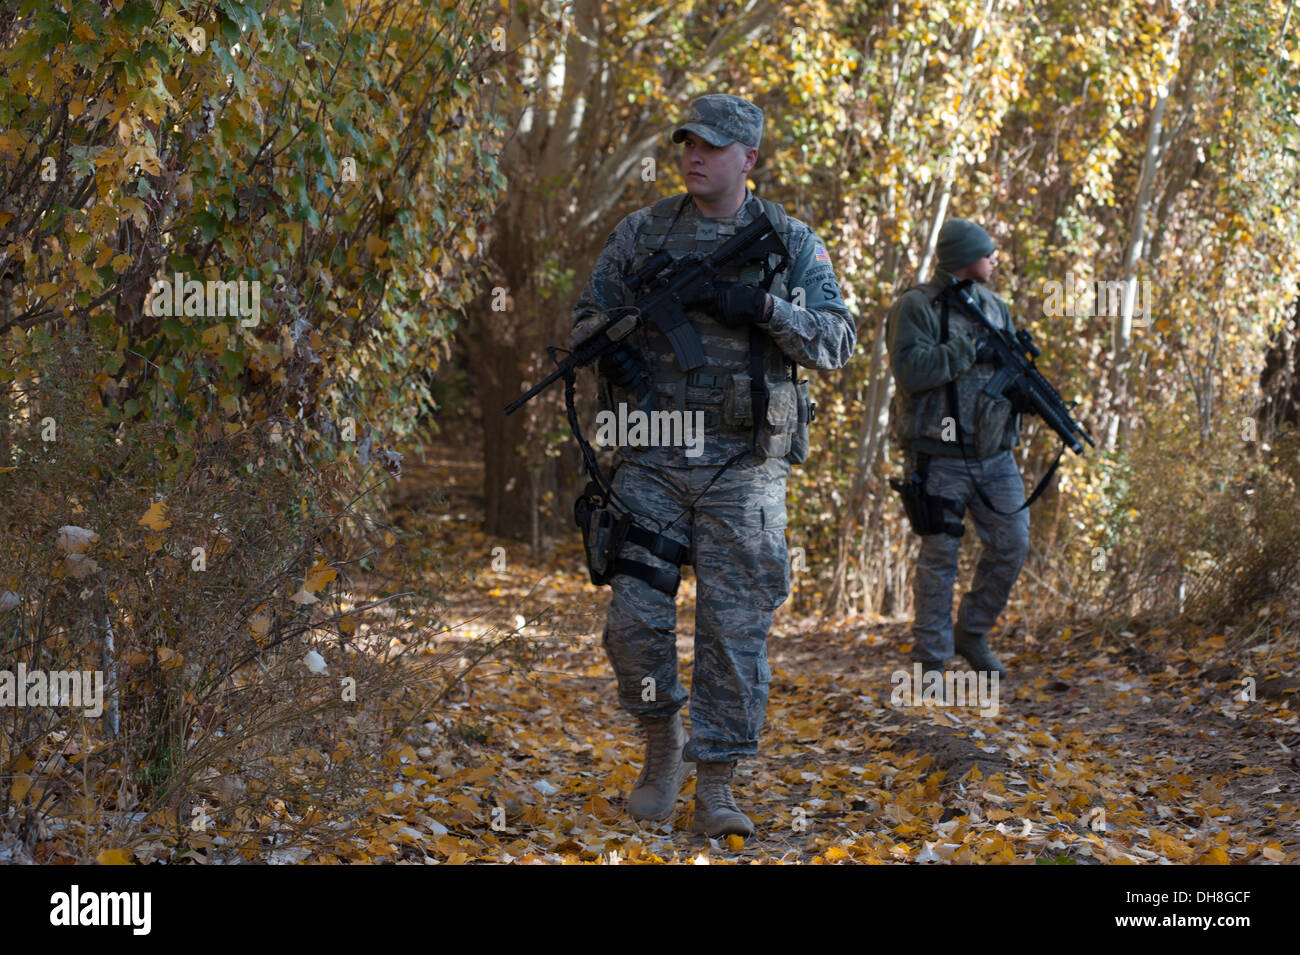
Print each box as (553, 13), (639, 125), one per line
(678, 278), (720, 313)
(708, 281), (769, 327)
(973, 337), (1000, 365)
(1006, 383), (1035, 415)
(567, 314), (606, 350)
(598, 340), (644, 390)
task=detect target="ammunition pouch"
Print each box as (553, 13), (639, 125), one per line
(718, 351), (812, 463)
(573, 480), (689, 596)
(889, 459), (965, 537)
(972, 389), (1014, 459)
(757, 375), (798, 460)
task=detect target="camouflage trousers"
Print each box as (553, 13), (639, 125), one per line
(602, 452), (790, 763)
(907, 449), (1030, 663)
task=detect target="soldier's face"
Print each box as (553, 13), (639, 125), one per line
(970, 250), (997, 284)
(679, 132), (755, 201)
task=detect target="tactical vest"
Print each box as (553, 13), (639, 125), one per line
(610, 192), (801, 460)
(891, 278), (1020, 459)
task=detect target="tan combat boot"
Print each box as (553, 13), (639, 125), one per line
(627, 712), (689, 821)
(692, 761), (754, 837)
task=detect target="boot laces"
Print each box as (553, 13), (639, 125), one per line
(700, 767), (739, 811)
(641, 717), (679, 780)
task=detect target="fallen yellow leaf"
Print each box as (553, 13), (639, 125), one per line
(156, 647), (184, 670)
(139, 501), (171, 531)
(11, 775), (33, 801)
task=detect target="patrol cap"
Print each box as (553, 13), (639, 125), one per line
(671, 94), (763, 149)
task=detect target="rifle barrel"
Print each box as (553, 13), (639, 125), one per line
(504, 363), (568, 415)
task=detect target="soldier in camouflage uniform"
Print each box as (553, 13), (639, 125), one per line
(569, 94), (855, 836)
(885, 217), (1030, 682)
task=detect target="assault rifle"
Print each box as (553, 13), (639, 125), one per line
(623, 208), (789, 371)
(945, 279), (1096, 455)
(503, 208), (790, 415)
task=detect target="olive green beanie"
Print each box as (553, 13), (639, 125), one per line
(937, 218), (995, 273)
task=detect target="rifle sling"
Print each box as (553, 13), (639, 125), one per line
(562, 364), (690, 596)
(747, 215), (786, 454)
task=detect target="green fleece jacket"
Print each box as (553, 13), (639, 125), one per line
(885, 269), (1020, 458)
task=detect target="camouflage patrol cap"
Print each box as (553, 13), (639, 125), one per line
(671, 94), (763, 149)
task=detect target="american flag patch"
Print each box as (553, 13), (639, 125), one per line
(814, 244), (830, 262)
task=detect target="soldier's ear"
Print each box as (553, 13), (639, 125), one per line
(742, 146), (758, 173)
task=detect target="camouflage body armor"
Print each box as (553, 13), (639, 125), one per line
(602, 193), (806, 464)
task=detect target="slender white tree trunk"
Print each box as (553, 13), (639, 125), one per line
(915, 0), (995, 281)
(1107, 6), (1189, 450)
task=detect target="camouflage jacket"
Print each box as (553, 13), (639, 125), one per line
(573, 190), (856, 466)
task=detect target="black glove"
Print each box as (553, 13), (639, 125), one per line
(677, 283), (715, 313)
(598, 340), (644, 390)
(973, 337), (1000, 365)
(709, 281), (769, 327)
(1006, 382), (1035, 415)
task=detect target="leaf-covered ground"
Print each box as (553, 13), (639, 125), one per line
(339, 450), (1299, 865)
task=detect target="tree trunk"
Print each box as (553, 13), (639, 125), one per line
(1106, 9), (1188, 451)
(1259, 294), (1300, 439)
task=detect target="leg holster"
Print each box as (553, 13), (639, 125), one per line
(574, 480), (689, 596)
(889, 455), (965, 537)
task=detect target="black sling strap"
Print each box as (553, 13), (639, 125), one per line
(564, 364), (691, 596)
(745, 195), (787, 453)
(749, 327), (767, 450)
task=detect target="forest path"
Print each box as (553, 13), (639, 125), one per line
(365, 445), (1299, 864)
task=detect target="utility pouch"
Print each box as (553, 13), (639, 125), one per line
(889, 469), (965, 537)
(723, 372), (753, 427)
(575, 482), (609, 583)
(575, 481), (626, 585)
(757, 377), (797, 459)
(787, 377), (814, 465)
